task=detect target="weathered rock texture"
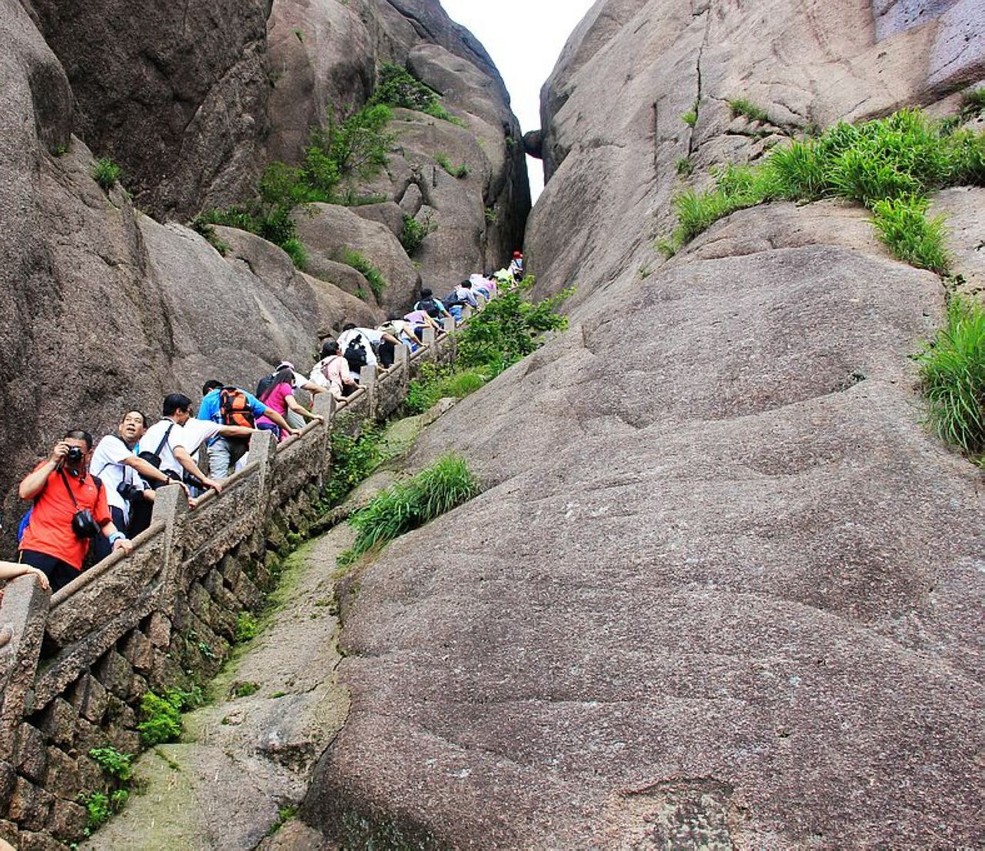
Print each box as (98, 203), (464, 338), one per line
(301, 1), (985, 847)
(0, 0), (528, 553)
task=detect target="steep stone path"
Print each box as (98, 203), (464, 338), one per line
(83, 526), (355, 851)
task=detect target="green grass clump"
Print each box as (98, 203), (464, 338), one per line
(340, 455), (480, 564)
(434, 153), (469, 179)
(871, 195), (950, 274)
(92, 158), (122, 190)
(235, 612), (259, 643)
(404, 363), (489, 414)
(337, 248), (387, 299)
(657, 107), (985, 264)
(917, 295), (985, 454)
(728, 97), (771, 124)
(681, 109), (697, 128)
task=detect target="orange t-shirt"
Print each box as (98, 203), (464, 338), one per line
(19, 464), (111, 570)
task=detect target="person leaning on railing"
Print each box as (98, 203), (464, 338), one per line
(17, 430), (134, 594)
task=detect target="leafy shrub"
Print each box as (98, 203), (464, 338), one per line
(456, 276), (572, 374)
(200, 104), (395, 263)
(871, 196), (950, 274)
(370, 63), (459, 124)
(137, 688), (199, 746)
(728, 97), (771, 124)
(323, 424), (385, 507)
(92, 158), (122, 190)
(434, 152), (469, 179)
(89, 747), (134, 782)
(281, 237), (307, 270)
(337, 248), (387, 299)
(917, 295), (985, 453)
(399, 213), (436, 256)
(340, 454), (480, 564)
(235, 612), (259, 643)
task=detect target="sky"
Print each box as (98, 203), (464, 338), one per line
(439, 0), (597, 201)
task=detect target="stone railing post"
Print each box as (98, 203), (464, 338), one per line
(475, 293), (488, 310)
(460, 304), (473, 322)
(312, 393), (336, 479)
(443, 316), (455, 334)
(421, 326), (436, 346)
(361, 364), (379, 419)
(0, 572), (50, 762)
(152, 484), (189, 615)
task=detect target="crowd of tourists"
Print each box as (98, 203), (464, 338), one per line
(3, 264), (519, 597)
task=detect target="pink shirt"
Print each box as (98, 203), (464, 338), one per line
(256, 383), (294, 439)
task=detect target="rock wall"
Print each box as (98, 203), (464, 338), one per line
(301, 1), (985, 848)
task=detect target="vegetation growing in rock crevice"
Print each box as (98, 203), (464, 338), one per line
(399, 212), (436, 255)
(197, 103), (396, 266)
(917, 295), (985, 456)
(337, 248), (387, 300)
(659, 106), (985, 274)
(338, 453), (480, 566)
(369, 63), (464, 127)
(403, 276), (572, 413)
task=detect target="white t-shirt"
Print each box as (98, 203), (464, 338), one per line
(142, 418), (221, 477)
(90, 434), (146, 522)
(337, 328), (383, 368)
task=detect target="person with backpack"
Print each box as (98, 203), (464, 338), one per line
(198, 380), (299, 477)
(443, 280), (478, 322)
(255, 366), (324, 440)
(414, 288), (452, 323)
(89, 410), (176, 559)
(17, 430), (133, 593)
(337, 323), (401, 373)
(141, 394), (254, 496)
(256, 360), (327, 430)
(309, 339), (360, 401)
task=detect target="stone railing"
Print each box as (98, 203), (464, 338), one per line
(0, 303), (481, 847)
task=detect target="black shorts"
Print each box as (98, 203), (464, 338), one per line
(19, 550), (81, 594)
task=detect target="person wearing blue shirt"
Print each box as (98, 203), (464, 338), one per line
(198, 380), (298, 478)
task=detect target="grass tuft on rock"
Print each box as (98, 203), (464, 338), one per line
(917, 295), (985, 454)
(339, 454), (480, 565)
(657, 107), (985, 267)
(92, 158), (122, 190)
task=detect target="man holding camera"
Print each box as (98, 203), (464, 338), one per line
(17, 430), (134, 593)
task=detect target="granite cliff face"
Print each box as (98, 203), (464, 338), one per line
(0, 0), (527, 545)
(300, 1), (985, 847)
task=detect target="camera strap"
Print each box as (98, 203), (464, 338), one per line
(59, 468), (102, 508)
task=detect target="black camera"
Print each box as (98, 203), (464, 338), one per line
(71, 508), (102, 540)
(117, 481), (143, 502)
(66, 446), (84, 463)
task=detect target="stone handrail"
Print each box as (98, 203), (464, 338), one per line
(0, 300), (482, 846)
